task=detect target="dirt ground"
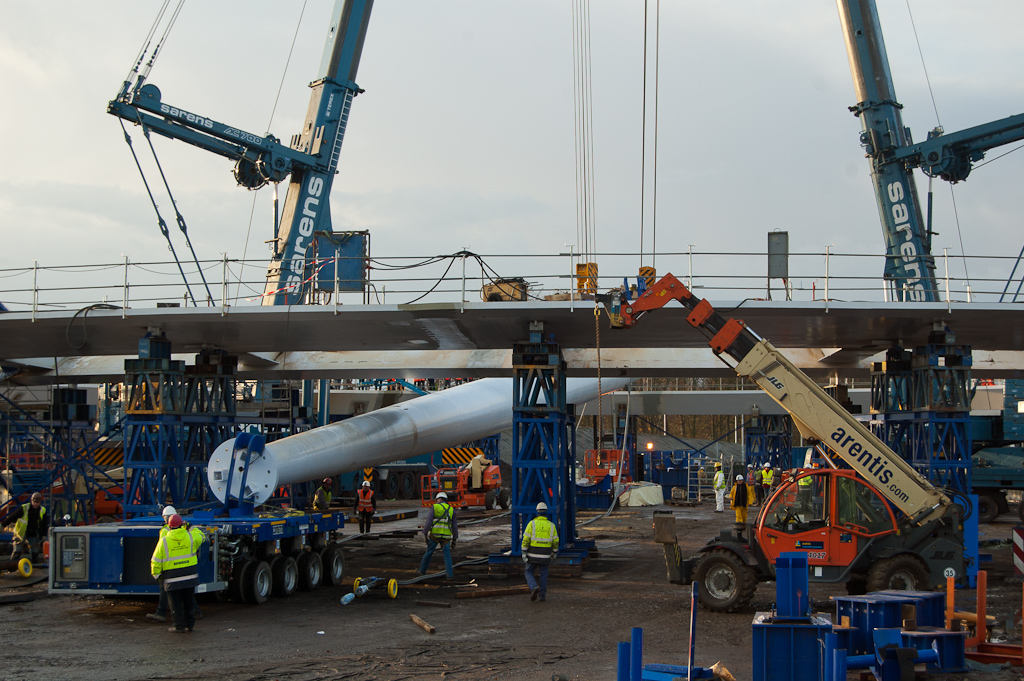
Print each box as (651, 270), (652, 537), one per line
(1, 501), (1023, 681)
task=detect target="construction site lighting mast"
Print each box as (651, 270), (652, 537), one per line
(108, 0), (374, 306)
(837, 0), (1024, 302)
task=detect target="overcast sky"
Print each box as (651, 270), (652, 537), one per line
(1, 1), (1022, 308)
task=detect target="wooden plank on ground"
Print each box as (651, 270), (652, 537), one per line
(455, 585), (531, 599)
(415, 600), (451, 608)
(410, 613), (436, 634)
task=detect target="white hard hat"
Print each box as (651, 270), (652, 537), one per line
(436, 492), (448, 500)
(747, 464), (753, 468)
(362, 481), (371, 488)
(763, 462), (771, 468)
(536, 502), (548, 512)
(736, 475), (744, 481)
(162, 505), (177, 518)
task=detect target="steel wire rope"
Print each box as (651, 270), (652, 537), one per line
(905, 1), (971, 293)
(120, 0), (170, 94)
(237, 1), (309, 305)
(651, 0), (660, 270)
(117, 120), (198, 306)
(137, 124), (215, 305)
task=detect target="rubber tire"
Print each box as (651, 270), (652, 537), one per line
(297, 551), (323, 591)
(498, 488), (511, 510)
(385, 474), (399, 499)
(353, 577), (362, 595)
(234, 559), (256, 604)
(977, 494), (999, 524)
(693, 548), (758, 612)
(399, 472), (415, 500)
(320, 547), (345, 586)
(484, 490), (496, 510)
(245, 560), (272, 605)
(272, 555), (298, 597)
(387, 578), (398, 599)
(866, 555), (929, 592)
(17, 558), (32, 578)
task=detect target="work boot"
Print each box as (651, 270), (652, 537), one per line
(168, 627), (186, 634)
(147, 613), (167, 622)
(531, 587), (539, 601)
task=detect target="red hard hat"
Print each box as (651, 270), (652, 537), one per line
(168, 514), (183, 529)
(323, 478), (333, 487)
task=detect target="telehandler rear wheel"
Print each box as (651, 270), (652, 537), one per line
(866, 555), (928, 592)
(693, 548), (757, 612)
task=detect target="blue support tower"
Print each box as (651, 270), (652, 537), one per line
(744, 413), (791, 470)
(491, 322), (587, 572)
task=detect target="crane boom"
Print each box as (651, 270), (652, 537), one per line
(599, 274), (951, 526)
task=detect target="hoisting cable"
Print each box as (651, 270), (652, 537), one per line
(134, 0), (185, 93)
(905, 0), (972, 293)
(118, 120), (198, 306)
(138, 123), (215, 305)
(651, 0), (660, 270)
(238, 0), (309, 304)
(118, 0), (172, 99)
(594, 303), (603, 465)
(639, 0), (648, 270)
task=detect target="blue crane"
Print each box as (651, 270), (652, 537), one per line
(108, 0), (374, 306)
(837, 0), (1024, 301)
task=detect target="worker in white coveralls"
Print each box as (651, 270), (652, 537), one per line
(713, 462), (726, 512)
(521, 502), (559, 602)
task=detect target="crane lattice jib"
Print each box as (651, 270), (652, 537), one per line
(601, 273), (951, 526)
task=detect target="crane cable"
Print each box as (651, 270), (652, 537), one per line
(118, 120), (198, 307)
(905, 0), (971, 294)
(238, 0), (310, 304)
(571, 0), (597, 269)
(639, 0), (661, 272)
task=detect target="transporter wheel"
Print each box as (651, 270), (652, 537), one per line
(271, 556), (298, 597)
(245, 560), (272, 605)
(866, 555), (929, 592)
(977, 494), (999, 524)
(693, 548), (758, 613)
(320, 547), (345, 586)
(229, 557), (254, 602)
(1018, 501), (1024, 523)
(297, 551), (323, 591)
(385, 474), (399, 499)
(498, 488), (511, 510)
(485, 490), (496, 511)
(400, 472), (416, 500)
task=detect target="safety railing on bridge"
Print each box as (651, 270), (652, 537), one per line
(0, 248), (1018, 317)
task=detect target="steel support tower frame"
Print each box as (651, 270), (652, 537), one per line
(744, 414), (792, 470)
(493, 324), (588, 569)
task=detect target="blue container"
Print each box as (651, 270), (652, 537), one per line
(752, 614), (831, 681)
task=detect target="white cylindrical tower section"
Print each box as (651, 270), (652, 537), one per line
(208, 377), (628, 504)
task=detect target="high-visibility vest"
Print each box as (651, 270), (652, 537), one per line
(13, 503), (46, 541)
(430, 503), (454, 539)
(151, 526), (206, 591)
(357, 488), (375, 513)
(713, 470), (726, 490)
(522, 515), (559, 564)
(798, 475), (813, 488)
(313, 487), (332, 511)
(762, 469), (775, 486)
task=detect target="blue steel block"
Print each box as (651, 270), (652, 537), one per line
(752, 613), (832, 681)
(832, 594), (907, 655)
(899, 628), (968, 672)
(641, 664), (713, 680)
(775, 552), (810, 620)
(873, 590), (945, 627)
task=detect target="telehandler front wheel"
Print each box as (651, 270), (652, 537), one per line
(693, 548), (758, 612)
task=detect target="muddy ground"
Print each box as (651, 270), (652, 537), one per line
(1, 501), (1022, 681)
